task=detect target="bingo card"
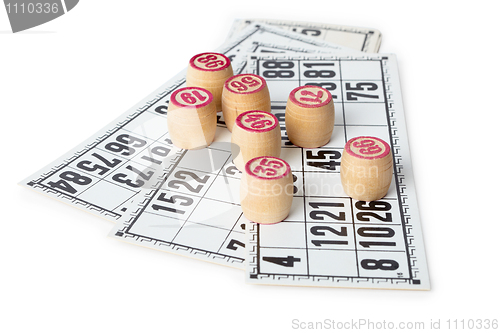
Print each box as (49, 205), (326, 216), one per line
(244, 53), (429, 290)
(228, 19), (382, 53)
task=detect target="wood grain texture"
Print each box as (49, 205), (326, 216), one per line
(340, 136), (393, 201)
(285, 85), (334, 148)
(231, 110), (281, 171)
(240, 156), (293, 224)
(167, 87), (217, 149)
(186, 52), (233, 112)
(221, 74), (271, 132)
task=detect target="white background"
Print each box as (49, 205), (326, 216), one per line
(1, 1), (499, 332)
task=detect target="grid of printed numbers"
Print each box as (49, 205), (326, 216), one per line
(248, 56), (418, 284)
(114, 125), (247, 267)
(28, 100), (182, 219)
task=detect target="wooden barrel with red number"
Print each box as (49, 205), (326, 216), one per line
(186, 52), (233, 112)
(340, 136), (393, 201)
(221, 74), (271, 132)
(231, 110), (281, 171)
(285, 85), (335, 148)
(240, 156), (293, 224)
(167, 87), (216, 150)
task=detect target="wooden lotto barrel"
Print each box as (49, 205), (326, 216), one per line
(221, 74), (271, 132)
(240, 156), (293, 224)
(186, 52), (233, 112)
(167, 87), (216, 150)
(340, 136), (393, 201)
(285, 85), (335, 148)
(231, 110), (281, 171)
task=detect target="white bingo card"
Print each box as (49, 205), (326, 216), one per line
(228, 19), (382, 53)
(19, 23), (352, 222)
(244, 53), (429, 290)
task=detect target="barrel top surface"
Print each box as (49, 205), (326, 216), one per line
(224, 74), (267, 95)
(345, 136), (391, 160)
(245, 156), (291, 180)
(289, 85), (332, 109)
(189, 52), (231, 72)
(235, 110), (278, 133)
(170, 87), (213, 108)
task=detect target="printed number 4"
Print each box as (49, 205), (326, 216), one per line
(263, 256), (300, 267)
